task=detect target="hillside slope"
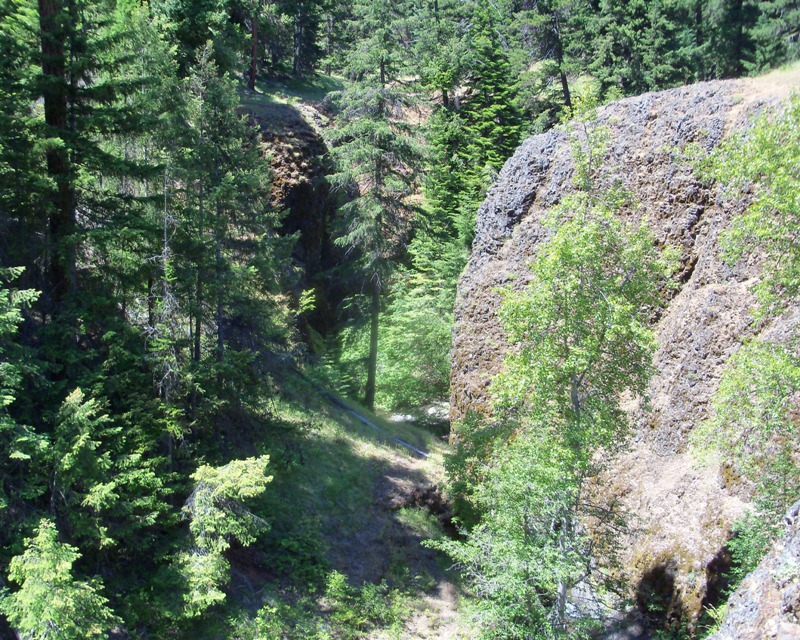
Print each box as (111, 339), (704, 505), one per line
(450, 66), (800, 628)
(225, 376), (469, 639)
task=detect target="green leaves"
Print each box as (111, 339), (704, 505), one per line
(439, 114), (672, 635)
(688, 92), (800, 608)
(495, 199), (665, 435)
(701, 96), (800, 314)
(692, 337), (800, 593)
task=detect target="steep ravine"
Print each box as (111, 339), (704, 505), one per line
(450, 68), (800, 630)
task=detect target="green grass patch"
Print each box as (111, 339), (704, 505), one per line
(396, 507), (444, 540)
(251, 74), (344, 105)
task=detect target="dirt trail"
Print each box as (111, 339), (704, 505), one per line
(326, 401), (469, 639)
(374, 445), (468, 640)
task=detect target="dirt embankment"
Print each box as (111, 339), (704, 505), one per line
(450, 68), (800, 628)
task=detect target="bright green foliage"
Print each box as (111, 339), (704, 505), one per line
(493, 203), (665, 431)
(693, 339), (800, 588)
(52, 389), (119, 547)
(695, 341), (800, 517)
(461, 6), (523, 175)
(376, 274), (457, 408)
(0, 519), (119, 639)
(186, 455), (273, 547)
(256, 570), (405, 640)
(690, 92), (800, 608)
(454, 207), (665, 638)
(725, 509), (783, 589)
(699, 96), (800, 314)
(0, 269), (43, 517)
(181, 455), (272, 615)
(436, 111), (672, 636)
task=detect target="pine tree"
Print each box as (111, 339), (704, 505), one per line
(326, 82), (423, 410)
(170, 44), (289, 426)
(702, 0), (757, 77)
(746, 0), (800, 73)
(462, 6), (523, 172)
(411, 0), (468, 108)
(0, 519), (119, 639)
(326, 0), (423, 409)
(0, 269), (45, 549)
(514, 0), (584, 113)
(456, 4), (522, 236)
(289, 0), (323, 76)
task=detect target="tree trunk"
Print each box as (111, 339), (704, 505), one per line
(364, 277), (380, 410)
(729, 0), (745, 77)
(293, 1), (302, 77)
(325, 13), (333, 75)
(559, 68), (572, 109)
(554, 514), (570, 631)
(194, 181), (204, 363)
(214, 164), (224, 364)
(215, 229), (223, 363)
(551, 12), (572, 110)
(39, 0), (75, 308)
(147, 273), (155, 328)
(248, 3), (260, 90)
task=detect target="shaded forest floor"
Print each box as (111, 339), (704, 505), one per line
(210, 374), (471, 639)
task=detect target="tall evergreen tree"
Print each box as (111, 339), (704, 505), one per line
(326, 81), (423, 410)
(514, 0), (584, 113)
(171, 45), (289, 422)
(459, 5), (522, 226)
(326, 0), (423, 410)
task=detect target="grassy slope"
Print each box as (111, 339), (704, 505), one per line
(209, 373), (468, 639)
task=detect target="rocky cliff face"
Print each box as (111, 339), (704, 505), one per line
(450, 69), (800, 628)
(247, 100), (341, 339)
(708, 502), (800, 640)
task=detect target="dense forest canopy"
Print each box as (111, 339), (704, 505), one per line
(0, 0), (798, 637)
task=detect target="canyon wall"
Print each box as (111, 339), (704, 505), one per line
(450, 69), (800, 626)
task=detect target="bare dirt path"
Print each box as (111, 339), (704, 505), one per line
(325, 400), (470, 639)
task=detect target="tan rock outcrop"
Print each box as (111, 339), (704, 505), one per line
(450, 70), (800, 626)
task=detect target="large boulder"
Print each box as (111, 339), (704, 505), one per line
(450, 69), (800, 626)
